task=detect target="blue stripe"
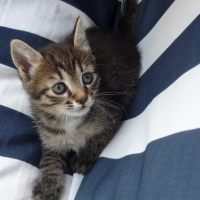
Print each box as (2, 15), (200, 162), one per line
(76, 128), (200, 200)
(0, 105), (41, 167)
(126, 15), (200, 119)
(0, 105), (73, 175)
(0, 26), (52, 68)
(61, 0), (120, 28)
(135, 0), (174, 44)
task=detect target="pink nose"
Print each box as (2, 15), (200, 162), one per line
(76, 96), (88, 105)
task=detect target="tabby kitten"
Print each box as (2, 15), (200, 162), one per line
(10, 17), (140, 200)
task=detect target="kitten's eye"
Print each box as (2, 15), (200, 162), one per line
(52, 83), (67, 94)
(82, 73), (93, 84)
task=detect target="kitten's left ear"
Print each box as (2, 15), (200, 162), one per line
(10, 39), (43, 83)
(73, 17), (91, 52)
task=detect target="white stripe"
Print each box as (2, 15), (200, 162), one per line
(0, 64), (31, 117)
(0, 156), (72, 200)
(101, 64), (200, 159)
(68, 173), (84, 200)
(61, 175), (73, 200)
(0, 0), (95, 43)
(139, 0), (200, 76)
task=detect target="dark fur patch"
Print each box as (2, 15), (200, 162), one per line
(32, 88), (49, 100)
(40, 110), (58, 121)
(40, 102), (59, 107)
(44, 94), (60, 103)
(42, 125), (66, 135)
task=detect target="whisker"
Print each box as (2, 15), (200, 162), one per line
(85, 55), (106, 66)
(94, 103), (115, 123)
(95, 99), (126, 116)
(97, 80), (122, 92)
(96, 92), (132, 96)
(95, 97), (126, 115)
(58, 110), (66, 134)
(83, 44), (102, 64)
(80, 52), (84, 63)
(38, 112), (56, 127)
(96, 99), (122, 113)
(50, 111), (63, 132)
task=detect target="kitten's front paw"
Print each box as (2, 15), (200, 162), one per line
(70, 154), (95, 174)
(32, 180), (63, 200)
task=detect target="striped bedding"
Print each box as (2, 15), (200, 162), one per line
(1, 0), (200, 199)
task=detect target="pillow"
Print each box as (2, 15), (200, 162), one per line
(75, 0), (200, 199)
(0, 0), (121, 199)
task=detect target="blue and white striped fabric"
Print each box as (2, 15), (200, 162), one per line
(1, 0), (200, 200)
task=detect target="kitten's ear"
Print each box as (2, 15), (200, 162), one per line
(73, 17), (91, 52)
(10, 39), (43, 83)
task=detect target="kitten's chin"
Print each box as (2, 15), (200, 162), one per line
(66, 105), (91, 117)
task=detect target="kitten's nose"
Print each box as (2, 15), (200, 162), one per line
(75, 90), (88, 105)
(76, 96), (88, 105)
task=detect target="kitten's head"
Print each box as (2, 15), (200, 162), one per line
(10, 17), (100, 117)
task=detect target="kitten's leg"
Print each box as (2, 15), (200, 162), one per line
(70, 132), (113, 175)
(32, 149), (65, 200)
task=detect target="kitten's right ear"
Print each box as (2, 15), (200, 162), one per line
(73, 17), (91, 52)
(10, 39), (43, 83)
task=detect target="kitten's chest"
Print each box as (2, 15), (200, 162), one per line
(42, 116), (89, 153)
(62, 117), (82, 135)
(60, 117), (85, 151)
(40, 114), (102, 153)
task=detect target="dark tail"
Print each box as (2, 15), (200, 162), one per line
(119, 0), (138, 39)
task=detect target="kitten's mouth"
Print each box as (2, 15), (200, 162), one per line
(77, 101), (94, 111)
(67, 105), (90, 116)
(66, 101), (93, 116)
(80, 105), (86, 110)
(78, 105), (89, 112)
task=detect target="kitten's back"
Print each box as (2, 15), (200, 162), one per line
(85, 27), (140, 109)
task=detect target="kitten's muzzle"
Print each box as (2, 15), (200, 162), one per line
(74, 89), (88, 106)
(76, 96), (88, 105)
